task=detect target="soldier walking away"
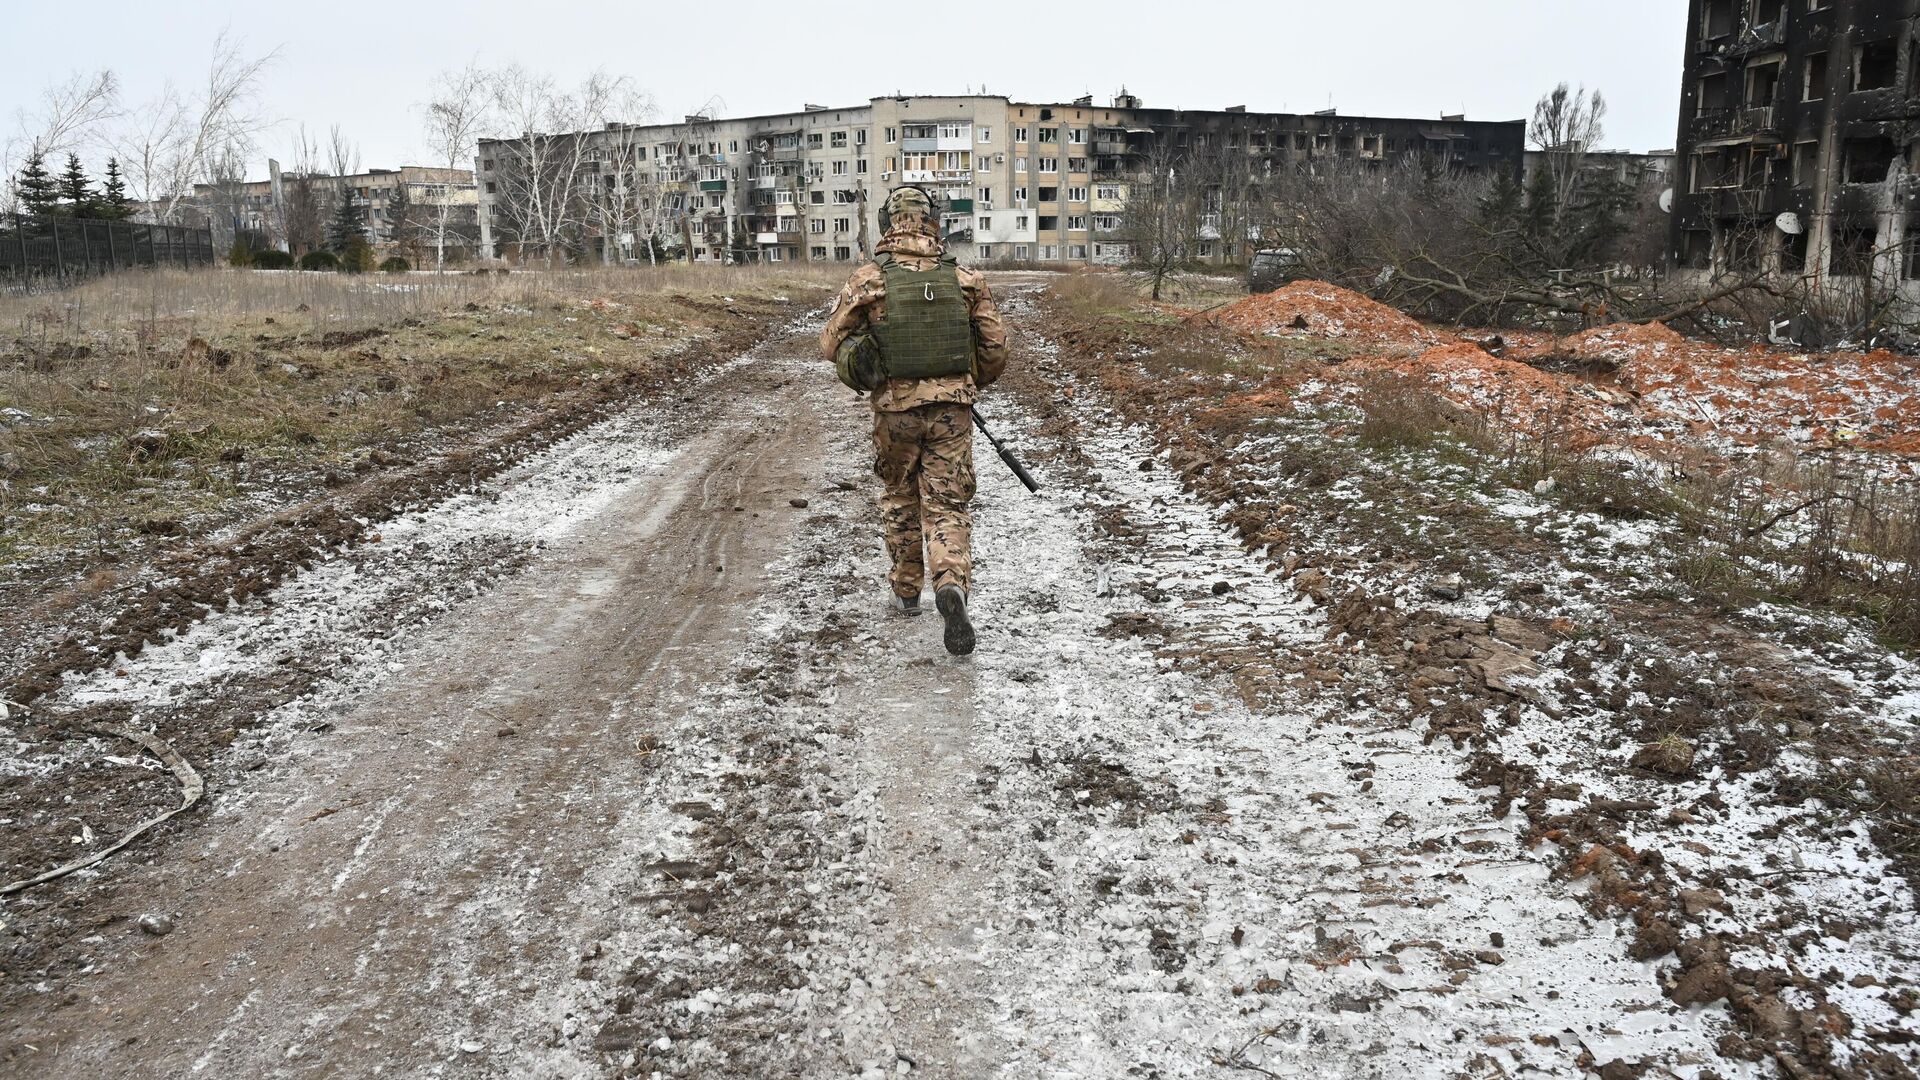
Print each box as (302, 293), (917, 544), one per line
(820, 186), (1009, 656)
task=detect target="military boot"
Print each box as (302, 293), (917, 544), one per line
(935, 586), (975, 656)
(891, 592), (923, 616)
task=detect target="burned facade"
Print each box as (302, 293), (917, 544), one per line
(1674, 0), (1920, 288)
(474, 92), (1526, 267)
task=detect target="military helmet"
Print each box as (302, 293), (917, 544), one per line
(882, 185), (935, 231)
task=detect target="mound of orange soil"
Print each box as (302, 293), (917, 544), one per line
(1568, 323), (1920, 449)
(1349, 343), (1624, 438)
(1207, 280), (1451, 347)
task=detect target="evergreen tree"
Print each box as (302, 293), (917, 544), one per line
(1475, 170), (1525, 230)
(325, 186), (365, 253)
(385, 182), (417, 263)
(1563, 171), (1636, 266)
(58, 153), (97, 217)
(1521, 164), (1559, 239)
(16, 153), (60, 217)
(99, 158), (135, 220)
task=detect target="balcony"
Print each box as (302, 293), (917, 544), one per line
(1093, 140), (1129, 156)
(1690, 106), (1780, 143)
(946, 198), (974, 214)
(755, 231), (779, 245)
(942, 227), (974, 244)
(699, 178), (729, 192)
(1722, 19), (1788, 60)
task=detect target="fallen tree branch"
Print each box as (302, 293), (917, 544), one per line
(1742, 493), (1863, 541)
(0, 715), (203, 896)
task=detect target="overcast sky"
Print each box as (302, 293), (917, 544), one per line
(2, 0), (1687, 177)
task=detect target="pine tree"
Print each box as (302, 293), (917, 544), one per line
(385, 181), (417, 263)
(1476, 170), (1524, 230)
(58, 153), (97, 217)
(100, 158), (134, 220)
(16, 153), (60, 217)
(325, 185), (365, 253)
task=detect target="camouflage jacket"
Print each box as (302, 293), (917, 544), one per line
(819, 227), (1009, 412)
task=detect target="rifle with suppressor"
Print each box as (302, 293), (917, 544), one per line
(972, 408), (1040, 494)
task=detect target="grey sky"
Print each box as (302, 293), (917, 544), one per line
(2, 0), (1687, 177)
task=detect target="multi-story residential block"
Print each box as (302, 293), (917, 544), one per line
(1672, 0), (1920, 290)
(193, 164), (477, 257)
(473, 92), (1526, 267)
(1523, 148), (1675, 190)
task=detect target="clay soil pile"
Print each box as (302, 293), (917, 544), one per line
(1346, 343), (1624, 441)
(1204, 279), (1919, 458)
(1206, 280), (1452, 347)
(1565, 322), (1920, 452)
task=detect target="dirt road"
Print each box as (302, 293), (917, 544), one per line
(2, 302), (1784, 1077)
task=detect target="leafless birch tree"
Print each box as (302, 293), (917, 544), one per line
(421, 64), (489, 270)
(3, 70), (120, 212)
(481, 67), (645, 266)
(112, 33), (277, 224)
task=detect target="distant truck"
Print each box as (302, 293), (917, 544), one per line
(1246, 248), (1303, 294)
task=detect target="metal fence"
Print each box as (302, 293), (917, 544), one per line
(0, 212), (215, 282)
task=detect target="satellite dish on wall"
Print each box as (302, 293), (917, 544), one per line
(1658, 188), (1675, 214)
(1776, 211), (1804, 235)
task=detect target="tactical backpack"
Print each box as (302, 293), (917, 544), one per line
(868, 253), (975, 382)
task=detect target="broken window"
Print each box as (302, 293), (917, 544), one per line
(1697, 72), (1731, 115)
(1747, 60), (1783, 108)
(1831, 223), (1878, 276)
(1902, 229), (1920, 279)
(1805, 52), (1829, 100)
(1681, 230), (1713, 270)
(1752, 0), (1784, 22)
(1037, 215), (1059, 231)
(1843, 137), (1897, 183)
(1853, 39), (1901, 91)
(1781, 229), (1808, 272)
(1792, 140), (1818, 186)
(1701, 0), (1734, 40)
(1726, 219), (1768, 270)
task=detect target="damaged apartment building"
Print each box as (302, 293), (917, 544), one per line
(1674, 0), (1920, 293)
(473, 92), (1523, 267)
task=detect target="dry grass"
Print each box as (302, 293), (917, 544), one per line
(1355, 373), (1484, 451)
(0, 264), (842, 345)
(0, 264), (841, 568)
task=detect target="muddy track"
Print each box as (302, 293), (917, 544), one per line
(1, 328), (832, 1077)
(7, 287), (1898, 1079)
(2, 308), (788, 709)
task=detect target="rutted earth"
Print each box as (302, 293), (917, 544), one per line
(0, 291), (1913, 1078)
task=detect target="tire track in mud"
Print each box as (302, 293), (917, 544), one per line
(568, 286), (1748, 1079)
(0, 326), (836, 1078)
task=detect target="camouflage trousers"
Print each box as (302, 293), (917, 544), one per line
(872, 402), (975, 598)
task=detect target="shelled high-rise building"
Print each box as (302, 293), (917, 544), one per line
(1671, 0), (1920, 289)
(473, 91), (1525, 267)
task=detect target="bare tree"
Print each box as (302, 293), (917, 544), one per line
(1529, 83), (1608, 225)
(578, 84), (659, 265)
(283, 127), (324, 255)
(3, 70), (120, 211)
(421, 63), (490, 271)
(1118, 137), (1202, 299)
(481, 66), (641, 266)
(113, 33), (277, 224)
(4, 72), (116, 214)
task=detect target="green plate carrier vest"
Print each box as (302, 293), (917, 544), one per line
(870, 253), (975, 381)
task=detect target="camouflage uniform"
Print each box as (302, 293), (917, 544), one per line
(820, 188), (1009, 601)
